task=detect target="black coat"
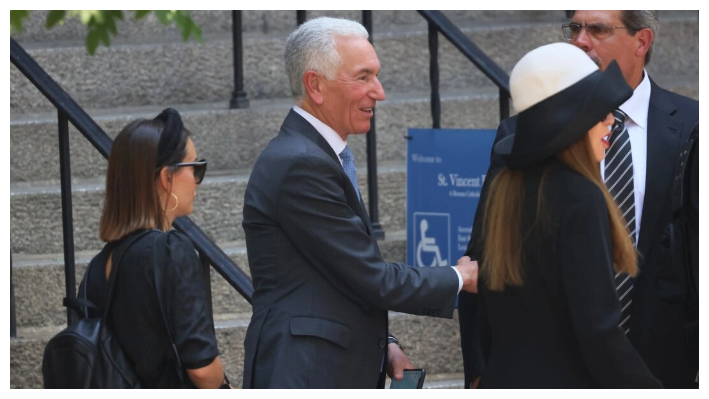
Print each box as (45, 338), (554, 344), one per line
(459, 80), (699, 388)
(476, 159), (660, 388)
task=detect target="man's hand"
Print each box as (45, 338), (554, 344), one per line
(454, 256), (479, 293)
(386, 342), (416, 381)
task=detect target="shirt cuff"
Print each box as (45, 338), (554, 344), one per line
(452, 266), (463, 293)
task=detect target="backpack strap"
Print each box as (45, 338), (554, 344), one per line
(62, 296), (98, 317)
(151, 231), (186, 386)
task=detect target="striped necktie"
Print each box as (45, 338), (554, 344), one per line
(340, 145), (361, 199)
(604, 109), (635, 334)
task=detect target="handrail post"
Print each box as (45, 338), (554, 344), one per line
(428, 22), (441, 129)
(230, 11), (249, 109)
(297, 10), (307, 26)
(362, 10), (384, 239)
(499, 88), (510, 121)
(199, 251), (214, 317)
(11, 251), (16, 337)
(58, 110), (77, 325)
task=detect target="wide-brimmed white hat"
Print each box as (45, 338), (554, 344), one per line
(494, 42), (632, 169)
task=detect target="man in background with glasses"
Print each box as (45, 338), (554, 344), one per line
(566, 10), (698, 389)
(458, 10), (698, 389)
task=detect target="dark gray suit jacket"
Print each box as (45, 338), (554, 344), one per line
(458, 79), (699, 388)
(242, 110), (459, 388)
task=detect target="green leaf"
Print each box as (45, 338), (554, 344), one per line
(78, 10), (97, 25)
(172, 11), (202, 43)
(100, 26), (111, 46)
(86, 30), (99, 55)
(10, 10), (29, 34)
(134, 10), (150, 20)
(192, 23), (203, 43)
(110, 10), (124, 21)
(105, 13), (118, 35)
(16, 10), (203, 54)
(45, 10), (66, 29)
(154, 10), (170, 25)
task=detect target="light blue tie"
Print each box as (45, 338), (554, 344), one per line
(339, 145), (361, 199)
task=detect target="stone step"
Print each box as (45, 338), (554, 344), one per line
(10, 162), (411, 255)
(10, 74), (698, 184)
(10, 73), (700, 256)
(11, 14), (698, 115)
(10, 90), (503, 183)
(11, 231), (405, 330)
(10, 309), (464, 389)
(13, 10), (569, 45)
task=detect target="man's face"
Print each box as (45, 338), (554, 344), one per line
(569, 11), (643, 84)
(319, 36), (386, 139)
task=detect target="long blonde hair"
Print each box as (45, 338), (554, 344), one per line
(481, 134), (638, 291)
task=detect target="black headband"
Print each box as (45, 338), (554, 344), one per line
(154, 108), (184, 168)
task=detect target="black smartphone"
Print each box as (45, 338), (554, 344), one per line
(389, 369), (426, 389)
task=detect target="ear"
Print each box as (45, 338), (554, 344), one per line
(157, 166), (172, 194)
(635, 28), (653, 62)
(303, 70), (325, 105)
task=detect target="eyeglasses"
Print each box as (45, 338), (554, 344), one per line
(173, 159), (208, 184)
(562, 23), (627, 41)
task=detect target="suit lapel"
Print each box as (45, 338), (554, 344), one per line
(637, 82), (683, 260)
(283, 110), (372, 235)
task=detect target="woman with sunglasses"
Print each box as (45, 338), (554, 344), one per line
(81, 108), (229, 388)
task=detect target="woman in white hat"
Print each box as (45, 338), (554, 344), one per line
(476, 43), (661, 388)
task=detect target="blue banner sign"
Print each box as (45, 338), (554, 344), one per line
(406, 128), (496, 269)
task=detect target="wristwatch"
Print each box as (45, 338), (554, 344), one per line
(387, 334), (403, 350)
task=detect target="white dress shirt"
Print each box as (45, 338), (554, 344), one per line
(292, 106), (465, 292)
(600, 70), (650, 244)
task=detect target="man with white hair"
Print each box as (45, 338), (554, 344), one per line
(242, 17), (479, 388)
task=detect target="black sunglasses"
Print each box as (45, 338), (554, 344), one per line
(173, 159), (208, 184)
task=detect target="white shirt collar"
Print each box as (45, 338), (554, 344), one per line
(292, 105), (347, 161)
(618, 69), (651, 129)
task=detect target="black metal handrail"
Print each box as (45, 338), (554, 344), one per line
(10, 38), (253, 326)
(418, 10), (511, 124)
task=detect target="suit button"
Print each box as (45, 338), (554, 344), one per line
(379, 339), (386, 349)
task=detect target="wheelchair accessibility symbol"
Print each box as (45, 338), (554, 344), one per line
(413, 213), (450, 267)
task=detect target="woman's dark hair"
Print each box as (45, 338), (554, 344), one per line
(99, 108), (191, 242)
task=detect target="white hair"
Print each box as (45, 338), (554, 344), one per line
(284, 17), (369, 100)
